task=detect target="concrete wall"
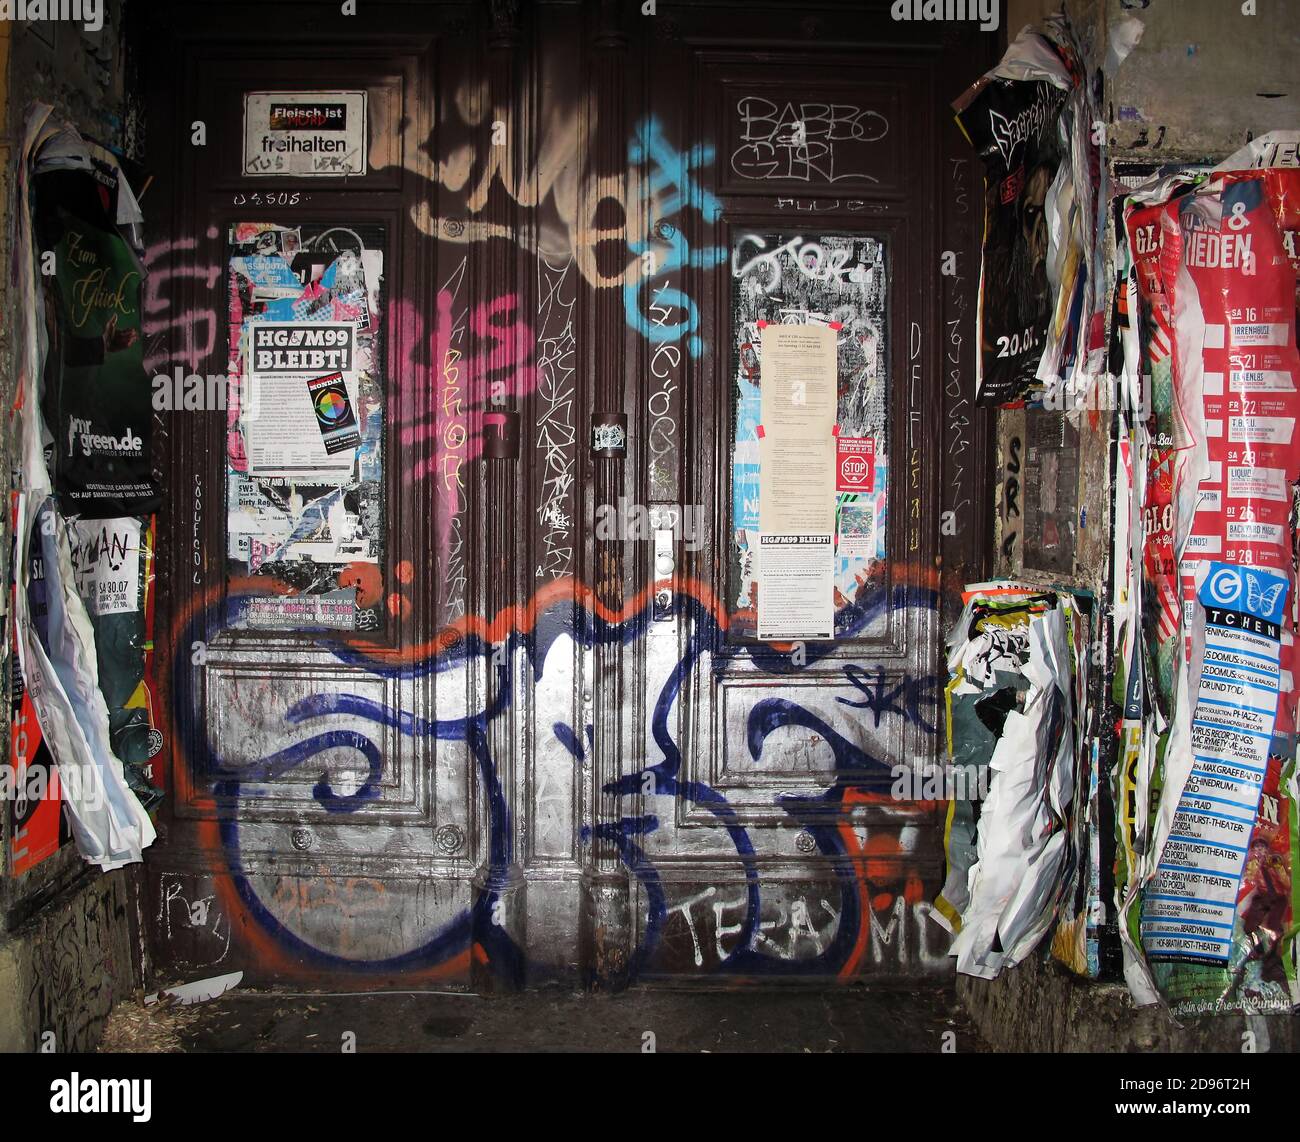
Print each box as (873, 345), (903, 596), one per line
(0, 868), (143, 1053)
(1106, 0), (1300, 159)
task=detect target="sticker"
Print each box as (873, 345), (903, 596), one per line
(835, 435), (875, 493)
(243, 91), (367, 178)
(308, 372), (361, 455)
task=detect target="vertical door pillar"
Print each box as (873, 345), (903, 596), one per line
(471, 0), (528, 995)
(579, 0), (633, 993)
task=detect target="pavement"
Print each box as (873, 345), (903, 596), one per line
(164, 983), (989, 1053)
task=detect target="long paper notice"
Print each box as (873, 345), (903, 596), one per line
(757, 323), (838, 640)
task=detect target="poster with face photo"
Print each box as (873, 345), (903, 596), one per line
(955, 53), (1069, 406)
(226, 222), (385, 632)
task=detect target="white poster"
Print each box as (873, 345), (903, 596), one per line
(243, 322), (360, 478)
(243, 91), (368, 178)
(68, 517), (142, 617)
(757, 533), (834, 640)
(758, 323), (838, 531)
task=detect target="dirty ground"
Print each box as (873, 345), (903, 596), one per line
(99, 984), (988, 1053)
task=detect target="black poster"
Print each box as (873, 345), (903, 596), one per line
(33, 164), (160, 518)
(956, 74), (1068, 407)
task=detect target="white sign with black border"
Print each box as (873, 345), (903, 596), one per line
(243, 91), (368, 178)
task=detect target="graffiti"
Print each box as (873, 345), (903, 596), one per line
(141, 229), (221, 373)
(157, 875), (232, 965)
(668, 887), (839, 966)
(944, 156), (974, 526)
(775, 198), (880, 212)
(391, 260), (538, 603)
(22, 874), (138, 1053)
(733, 233), (869, 291)
(170, 576), (946, 982)
(1001, 433), (1022, 564)
(836, 665), (939, 733)
(623, 117), (725, 359)
(731, 97), (889, 184)
(535, 252), (578, 581)
(647, 340), (681, 488)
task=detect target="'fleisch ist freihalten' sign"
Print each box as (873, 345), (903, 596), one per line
(242, 91), (368, 177)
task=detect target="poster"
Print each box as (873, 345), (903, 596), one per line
(245, 321), (359, 476)
(227, 222), (385, 632)
(756, 534), (834, 640)
(755, 323), (838, 640)
(1141, 564), (1287, 962)
(758, 324), (837, 534)
(33, 163), (159, 517)
(953, 30), (1070, 405)
(69, 516), (141, 617)
(243, 91), (367, 178)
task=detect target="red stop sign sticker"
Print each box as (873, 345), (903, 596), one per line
(836, 435), (875, 493)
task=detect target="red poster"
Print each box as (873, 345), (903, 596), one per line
(836, 436), (875, 493)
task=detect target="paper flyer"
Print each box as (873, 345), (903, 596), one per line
(756, 533), (834, 640)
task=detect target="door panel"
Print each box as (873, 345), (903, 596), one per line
(143, 0), (993, 987)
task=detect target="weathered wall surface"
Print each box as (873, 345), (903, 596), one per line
(0, 868), (142, 1053)
(976, 0), (1300, 1050)
(959, 948), (1298, 1053)
(1, 8), (145, 1053)
(1105, 0), (1299, 158)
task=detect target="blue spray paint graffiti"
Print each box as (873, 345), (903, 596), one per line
(176, 583), (939, 981)
(623, 116), (726, 358)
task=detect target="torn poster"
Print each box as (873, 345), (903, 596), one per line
(14, 106), (157, 870)
(227, 221), (385, 632)
(243, 91), (367, 178)
(1141, 563), (1287, 963)
(946, 596), (1081, 979)
(32, 147), (159, 517)
(8, 494), (73, 875)
(952, 26), (1071, 405)
(67, 515), (163, 807)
